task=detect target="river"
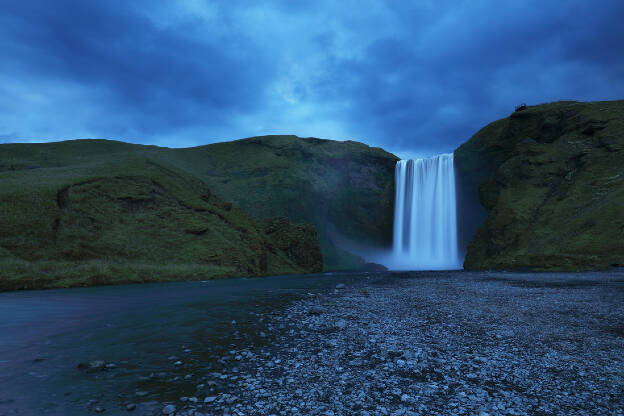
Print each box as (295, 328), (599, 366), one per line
(0, 272), (370, 415)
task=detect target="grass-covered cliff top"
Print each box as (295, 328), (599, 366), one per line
(455, 100), (624, 270)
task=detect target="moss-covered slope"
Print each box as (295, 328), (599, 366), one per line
(0, 148), (322, 290)
(0, 134), (395, 290)
(455, 100), (624, 270)
(161, 135), (398, 270)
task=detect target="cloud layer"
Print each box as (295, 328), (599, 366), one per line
(1, 0), (623, 156)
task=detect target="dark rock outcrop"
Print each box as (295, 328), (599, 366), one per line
(455, 100), (624, 270)
(263, 217), (323, 273)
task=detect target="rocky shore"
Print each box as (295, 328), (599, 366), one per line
(118, 271), (623, 416)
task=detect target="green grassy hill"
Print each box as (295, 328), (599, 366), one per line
(455, 100), (624, 270)
(3, 100), (621, 285)
(160, 135), (398, 270)
(0, 135), (396, 290)
(0, 143), (322, 290)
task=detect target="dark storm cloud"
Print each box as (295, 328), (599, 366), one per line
(318, 0), (624, 155)
(0, 0), (274, 143)
(1, 0), (623, 155)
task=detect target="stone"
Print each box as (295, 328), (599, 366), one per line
(126, 403), (136, 411)
(162, 404), (176, 415)
(77, 360), (106, 371)
(83, 265), (624, 416)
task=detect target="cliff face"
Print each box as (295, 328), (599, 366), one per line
(0, 145), (322, 291)
(163, 135), (398, 270)
(455, 100), (624, 270)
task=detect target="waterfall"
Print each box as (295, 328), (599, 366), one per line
(392, 154), (460, 270)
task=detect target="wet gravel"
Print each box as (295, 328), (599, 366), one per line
(7, 271), (623, 415)
(153, 271), (624, 416)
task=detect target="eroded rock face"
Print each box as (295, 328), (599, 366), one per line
(455, 100), (624, 270)
(263, 217), (323, 273)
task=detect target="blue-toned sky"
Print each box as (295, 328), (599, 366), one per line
(1, 1), (623, 157)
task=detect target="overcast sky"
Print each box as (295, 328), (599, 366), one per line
(1, 0), (623, 157)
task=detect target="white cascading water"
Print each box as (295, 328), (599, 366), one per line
(392, 154), (460, 270)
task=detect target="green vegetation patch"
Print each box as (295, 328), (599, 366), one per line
(0, 147), (322, 291)
(455, 100), (624, 270)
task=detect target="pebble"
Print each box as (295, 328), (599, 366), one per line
(127, 272), (624, 416)
(162, 404), (176, 415)
(78, 360), (107, 371)
(186, 272), (624, 416)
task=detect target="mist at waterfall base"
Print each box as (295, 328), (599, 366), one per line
(368, 154), (463, 271)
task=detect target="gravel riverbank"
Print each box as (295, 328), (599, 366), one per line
(6, 271), (622, 416)
(149, 271), (624, 416)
